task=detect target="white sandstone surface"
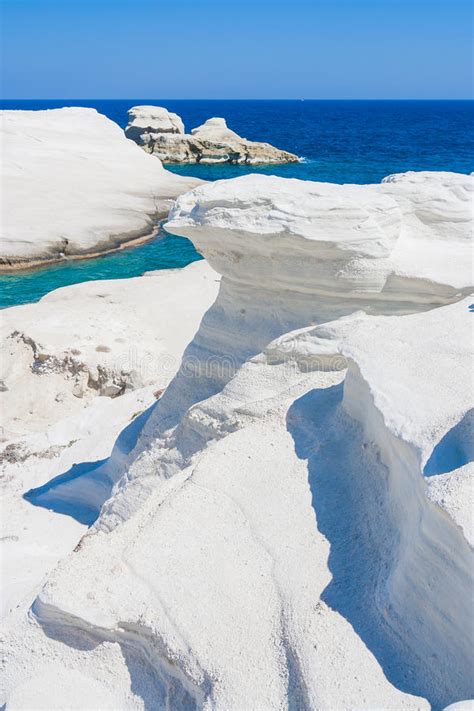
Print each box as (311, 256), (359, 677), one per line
(0, 108), (200, 266)
(0, 261), (219, 619)
(1, 260), (219, 438)
(168, 171), (473, 299)
(125, 105), (299, 164)
(381, 170), (474, 288)
(2, 171), (473, 710)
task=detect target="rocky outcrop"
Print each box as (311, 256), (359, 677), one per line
(124, 105), (185, 141)
(0, 108), (201, 268)
(0, 261), (219, 440)
(4, 172), (472, 710)
(167, 171), (473, 321)
(125, 105), (299, 164)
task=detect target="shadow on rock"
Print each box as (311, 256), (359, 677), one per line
(424, 408), (474, 476)
(24, 403), (156, 525)
(286, 383), (450, 709)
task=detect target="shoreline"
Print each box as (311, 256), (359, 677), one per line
(0, 220), (166, 275)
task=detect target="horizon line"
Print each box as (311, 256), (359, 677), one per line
(2, 97), (474, 102)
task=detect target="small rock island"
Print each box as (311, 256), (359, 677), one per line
(125, 105), (299, 164)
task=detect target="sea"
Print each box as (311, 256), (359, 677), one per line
(1, 99), (473, 308)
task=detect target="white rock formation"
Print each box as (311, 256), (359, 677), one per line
(125, 105), (185, 140)
(125, 105), (299, 164)
(267, 299), (474, 700)
(0, 108), (200, 268)
(190, 117), (240, 140)
(0, 261), (219, 619)
(1, 261), (219, 439)
(2, 172), (473, 710)
(168, 171), (473, 307)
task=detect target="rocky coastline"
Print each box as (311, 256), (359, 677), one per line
(1, 105), (473, 710)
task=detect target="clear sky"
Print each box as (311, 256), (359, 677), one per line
(1, 0), (472, 99)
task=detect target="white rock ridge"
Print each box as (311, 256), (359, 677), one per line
(0, 108), (200, 268)
(3, 172), (473, 710)
(125, 105), (299, 164)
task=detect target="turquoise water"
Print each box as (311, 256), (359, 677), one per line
(1, 100), (473, 308)
(0, 230), (201, 309)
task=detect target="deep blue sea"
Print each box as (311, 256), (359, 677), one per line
(1, 100), (473, 307)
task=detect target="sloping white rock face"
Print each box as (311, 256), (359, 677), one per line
(268, 298), (474, 701)
(125, 106), (299, 164)
(0, 108), (200, 266)
(3, 172), (473, 710)
(0, 261), (219, 620)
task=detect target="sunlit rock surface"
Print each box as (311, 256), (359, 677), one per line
(0, 261), (219, 621)
(2, 172), (473, 710)
(0, 108), (200, 267)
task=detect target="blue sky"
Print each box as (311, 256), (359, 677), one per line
(1, 0), (472, 99)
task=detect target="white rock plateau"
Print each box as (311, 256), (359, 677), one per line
(125, 105), (299, 164)
(0, 108), (200, 267)
(2, 171), (473, 711)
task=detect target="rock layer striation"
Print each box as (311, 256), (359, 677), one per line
(125, 106), (299, 164)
